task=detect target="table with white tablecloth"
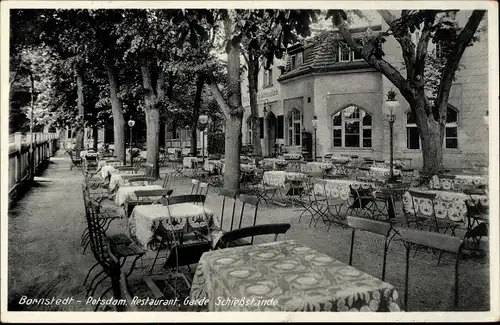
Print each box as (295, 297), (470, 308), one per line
(301, 162), (333, 174)
(190, 240), (401, 312)
(114, 185), (163, 206)
(109, 173), (147, 191)
(129, 203), (219, 250)
(364, 167), (401, 177)
(402, 189), (488, 223)
(183, 156), (203, 168)
(203, 160), (224, 173)
(429, 175), (488, 191)
(313, 179), (376, 204)
(262, 171), (308, 188)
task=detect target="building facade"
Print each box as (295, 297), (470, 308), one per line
(240, 11), (489, 168)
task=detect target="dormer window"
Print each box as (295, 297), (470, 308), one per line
(290, 52), (303, 70)
(338, 41), (364, 62)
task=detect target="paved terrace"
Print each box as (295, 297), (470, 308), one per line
(7, 151), (490, 312)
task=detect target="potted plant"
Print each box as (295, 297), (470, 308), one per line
(386, 89), (398, 104)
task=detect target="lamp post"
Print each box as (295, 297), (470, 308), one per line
(198, 114), (209, 163)
(384, 90), (400, 182)
(312, 115), (318, 162)
(128, 119), (135, 166)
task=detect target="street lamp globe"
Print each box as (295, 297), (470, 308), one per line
(312, 115), (319, 130)
(198, 115), (209, 126)
(128, 119), (136, 127)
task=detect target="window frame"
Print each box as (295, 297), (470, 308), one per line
(338, 42), (352, 62)
(331, 106), (372, 148)
(288, 108), (303, 147)
(405, 106), (459, 150)
(263, 68), (273, 87)
(246, 117), (253, 145)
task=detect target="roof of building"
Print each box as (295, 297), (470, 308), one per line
(278, 25), (382, 82)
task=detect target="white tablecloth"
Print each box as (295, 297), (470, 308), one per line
(402, 189), (488, 223)
(262, 171), (307, 188)
(109, 173), (146, 191)
(100, 165), (118, 178)
(114, 185), (163, 206)
(313, 179), (376, 205)
(301, 162), (333, 174)
(222, 163), (256, 174)
(203, 160), (224, 173)
(183, 157), (202, 168)
(429, 175), (488, 190)
(129, 204), (217, 249)
(366, 167), (401, 177)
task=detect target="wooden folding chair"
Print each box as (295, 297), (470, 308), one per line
(397, 228), (463, 311)
(347, 216), (395, 281)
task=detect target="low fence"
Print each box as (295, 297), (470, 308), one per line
(8, 132), (60, 202)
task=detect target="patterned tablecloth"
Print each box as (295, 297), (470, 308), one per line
(129, 204), (218, 250)
(263, 171), (308, 188)
(260, 158), (287, 169)
(365, 167), (401, 177)
(313, 179), (376, 205)
(190, 240), (401, 312)
(114, 185), (163, 206)
(283, 153), (303, 160)
(402, 189), (489, 223)
(429, 175), (488, 191)
(301, 162), (333, 174)
(109, 173), (146, 191)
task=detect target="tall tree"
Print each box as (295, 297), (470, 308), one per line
(328, 10), (486, 172)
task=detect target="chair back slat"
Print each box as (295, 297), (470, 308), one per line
(407, 190), (437, 200)
(126, 176), (156, 183)
(134, 189), (173, 199)
(347, 216), (391, 237)
(397, 227), (463, 253)
(218, 223), (291, 247)
(165, 194), (206, 205)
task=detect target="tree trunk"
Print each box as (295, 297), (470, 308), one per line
(413, 99), (444, 173)
(74, 65), (85, 157)
(107, 65), (126, 164)
(145, 107), (160, 178)
(140, 62), (161, 179)
(223, 20), (244, 191)
(190, 74), (205, 156)
(247, 50), (262, 157)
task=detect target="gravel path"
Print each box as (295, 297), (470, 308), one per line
(7, 151), (490, 312)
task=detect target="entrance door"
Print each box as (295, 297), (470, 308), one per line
(266, 113), (277, 157)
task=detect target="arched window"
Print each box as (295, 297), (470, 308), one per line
(332, 106), (372, 148)
(288, 109), (303, 146)
(406, 106), (459, 149)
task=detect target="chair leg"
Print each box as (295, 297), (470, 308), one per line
(126, 254), (143, 278)
(94, 285), (113, 312)
(86, 269), (107, 296)
(404, 245), (411, 312)
(349, 229), (355, 266)
(90, 273), (110, 297)
(437, 250), (444, 267)
(149, 241), (165, 275)
(454, 254), (460, 309)
(382, 237), (389, 282)
(83, 262), (101, 286)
